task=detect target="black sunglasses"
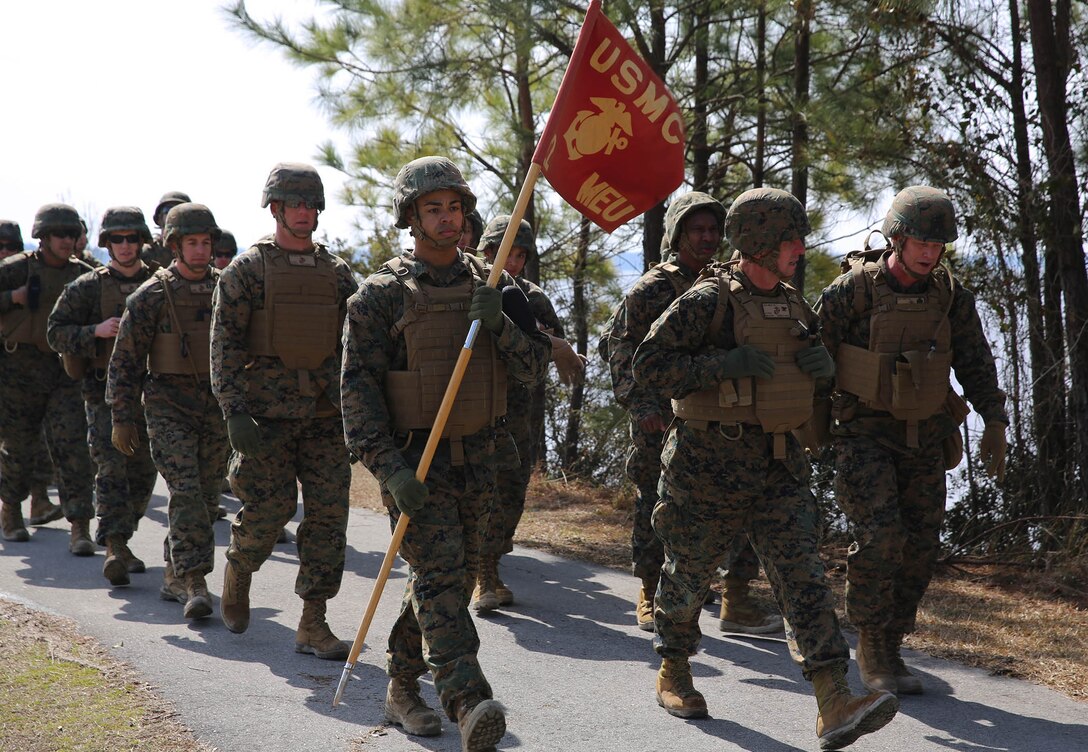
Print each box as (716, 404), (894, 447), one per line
(107, 234), (141, 245)
(0, 241), (22, 251)
(50, 229), (81, 240)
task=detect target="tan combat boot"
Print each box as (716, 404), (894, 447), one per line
(719, 576), (784, 634)
(471, 559), (500, 614)
(221, 558), (252, 633)
(655, 656), (708, 718)
(384, 677), (441, 737)
(456, 697), (506, 752)
(28, 490), (63, 526)
(295, 599), (349, 660)
(69, 519), (94, 556)
(102, 536), (130, 586)
(114, 539), (145, 574)
(160, 561), (189, 603)
(813, 664), (898, 750)
(886, 630), (923, 695)
(493, 557), (513, 606)
(182, 571), (213, 620)
(636, 576), (658, 632)
(856, 629), (897, 693)
(1, 502), (29, 542)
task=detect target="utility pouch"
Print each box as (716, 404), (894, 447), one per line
(891, 354), (920, 411)
(942, 429), (964, 470)
(61, 353), (88, 380)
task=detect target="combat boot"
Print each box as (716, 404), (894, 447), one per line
(114, 539), (146, 574)
(719, 575), (783, 634)
(384, 677), (441, 737)
(69, 519), (94, 556)
(160, 562), (189, 603)
(182, 571), (213, 620)
(636, 576), (657, 632)
(28, 491), (63, 526)
(493, 558), (513, 606)
(471, 559), (500, 614)
(456, 697), (506, 752)
(1, 502), (29, 542)
(812, 664), (898, 750)
(102, 537), (130, 586)
(886, 630), (923, 695)
(655, 656), (708, 718)
(221, 558), (252, 634)
(856, 629), (897, 694)
(295, 599), (349, 660)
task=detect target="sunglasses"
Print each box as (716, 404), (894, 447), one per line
(0, 241), (22, 251)
(284, 200), (320, 210)
(107, 234), (142, 245)
(50, 229), (81, 240)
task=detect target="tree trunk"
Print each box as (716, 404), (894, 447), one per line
(516, 13), (539, 284)
(562, 217), (591, 471)
(790, 0), (812, 292)
(641, 2), (668, 270)
(753, 0), (767, 188)
(691, 4), (710, 189)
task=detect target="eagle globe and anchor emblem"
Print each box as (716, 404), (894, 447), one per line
(563, 97), (634, 160)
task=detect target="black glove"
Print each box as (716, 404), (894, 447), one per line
(501, 285), (537, 333)
(386, 468), (429, 517)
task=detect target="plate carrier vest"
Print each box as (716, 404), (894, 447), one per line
(672, 266), (815, 459)
(148, 268), (216, 378)
(834, 252), (954, 447)
(1, 252), (79, 354)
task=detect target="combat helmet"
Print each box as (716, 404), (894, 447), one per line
(480, 215), (536, 256)
(0, 220), (22, 247)
(725, 188), (809, 256)
(261, 163), (325, 210)
(215, 229), (238, 255)
(163, 203), (221, 248)
(464, 209), (485, 247)
(392, 156), (476, 229)
(154, 191), (192, 227)
(881, 186), (958, 244)
(31, 203), (82, 240)
(663, 191), (725, 255)
(98, 207), (152, 248)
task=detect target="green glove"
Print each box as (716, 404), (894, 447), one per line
(226, 414), (261, 455)
(795, 345), (835, 380)
(712, 345), (775, 381)
(468, 285), (504, 333)
(386, 468), (429, 517)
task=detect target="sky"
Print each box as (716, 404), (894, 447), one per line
(0, 0), (356, 252)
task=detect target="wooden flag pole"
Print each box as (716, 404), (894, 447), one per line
(333, 162), (542, 707)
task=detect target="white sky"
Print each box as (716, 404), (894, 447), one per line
(0, 0), (356, 252)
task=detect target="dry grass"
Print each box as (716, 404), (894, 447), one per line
(351, 465), (1088, 703)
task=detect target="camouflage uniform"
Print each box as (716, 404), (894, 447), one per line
(108, 265), (227, 579)
(816, 186), (1008, 694)
(0, 207), (96, 537)
(48, 263), (158, 547)
(343, 248), (550, 719)
(142, 191), (190, 269)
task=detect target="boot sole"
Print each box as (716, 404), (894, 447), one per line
(819, 692), (899, 751)
(183, 597), (213, 620)
(295, 642), (349, 660)
(460, 699), (506, 751)
(222, 612), (250, 634)
(637, 619), (656, 632)
(125, 559), (147, 574)
(104, 559), (130, 587)
(472, 594), (500, 613)
(656, 693), (709, 719)
(718, 617), (784, 635)
(384, 706), (442, 737)
(70, 543), (95, 556)
(28, 508), (64, 526)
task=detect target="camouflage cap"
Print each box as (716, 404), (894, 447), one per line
(480, 214), (536, 256)
(0, 220), (22, 245)
(725, 188), (809, 255)
(261, 162), (325, 210)
(882, 185), (958, 244)
(98, 207), (152, 247)
(31, 203), (82, 240)
(664, 191), (726, 253)
(215, 229), (238, 254)
(154, 191), (192, 226)
(163, 203), (221, 247)
(393, 156), (476, 229)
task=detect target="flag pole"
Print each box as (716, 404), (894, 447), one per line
(333, 162), (542, 707)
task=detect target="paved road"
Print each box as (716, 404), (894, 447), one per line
(2, 477), (1086, 752)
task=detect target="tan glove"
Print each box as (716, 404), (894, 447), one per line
(111, 423), (139, 457)
(979, 420), (1007, 482)
(550, 335), (587, 386)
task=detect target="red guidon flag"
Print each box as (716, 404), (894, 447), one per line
(532, 0), (686, 233)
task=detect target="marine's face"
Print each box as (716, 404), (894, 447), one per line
(107, 231), (143, 267)
(677, 209), (721, 269)
(179, 233), (213, 272)
(504, 246), (528, 278)
(413, 189), (464, 248)
(44, 230), (77, 258)
(900, 237), (944, 277)
(274, 200), (319, 235)
(775, 237), (806, 279)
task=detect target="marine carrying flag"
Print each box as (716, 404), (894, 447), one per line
(532, 0), (686, 233)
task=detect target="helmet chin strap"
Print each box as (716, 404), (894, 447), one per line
(748, 246), (790, 281)
(410, 207), (462, 250)
(275, 204), (318, 240)
(892, 237), (937, 280)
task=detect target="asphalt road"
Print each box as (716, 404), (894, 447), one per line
(2, 477), (1086, 752)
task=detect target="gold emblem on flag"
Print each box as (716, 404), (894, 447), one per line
(564, 97), (633, 160)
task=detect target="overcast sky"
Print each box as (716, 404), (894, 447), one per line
(0, 0), (357, 251)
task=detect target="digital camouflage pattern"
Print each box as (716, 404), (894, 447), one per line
(482, 274), (563, 559)
(392, 157), (476, 229)
(881, 186), (958, 243)
(663, 191), (725, 254)
(211, 237), (357, 599)
(141, 239), (174, 270)
(97, 207), (152, 248)
(725, 188), (810, 255)
(633, 270), (850, 678)
(163, 203), (221, 246)
(108, 266), (228, 577)
(480, 215), (536, 256)
(261, 163), (324, 209)
(48, 264), (158, 544)
(0, 251), (94, 520)
(342, 249), (550, 720)
(816, 249), (1007, 635)
(31, 203), (82, 239)
(153, 191), (191, 227)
